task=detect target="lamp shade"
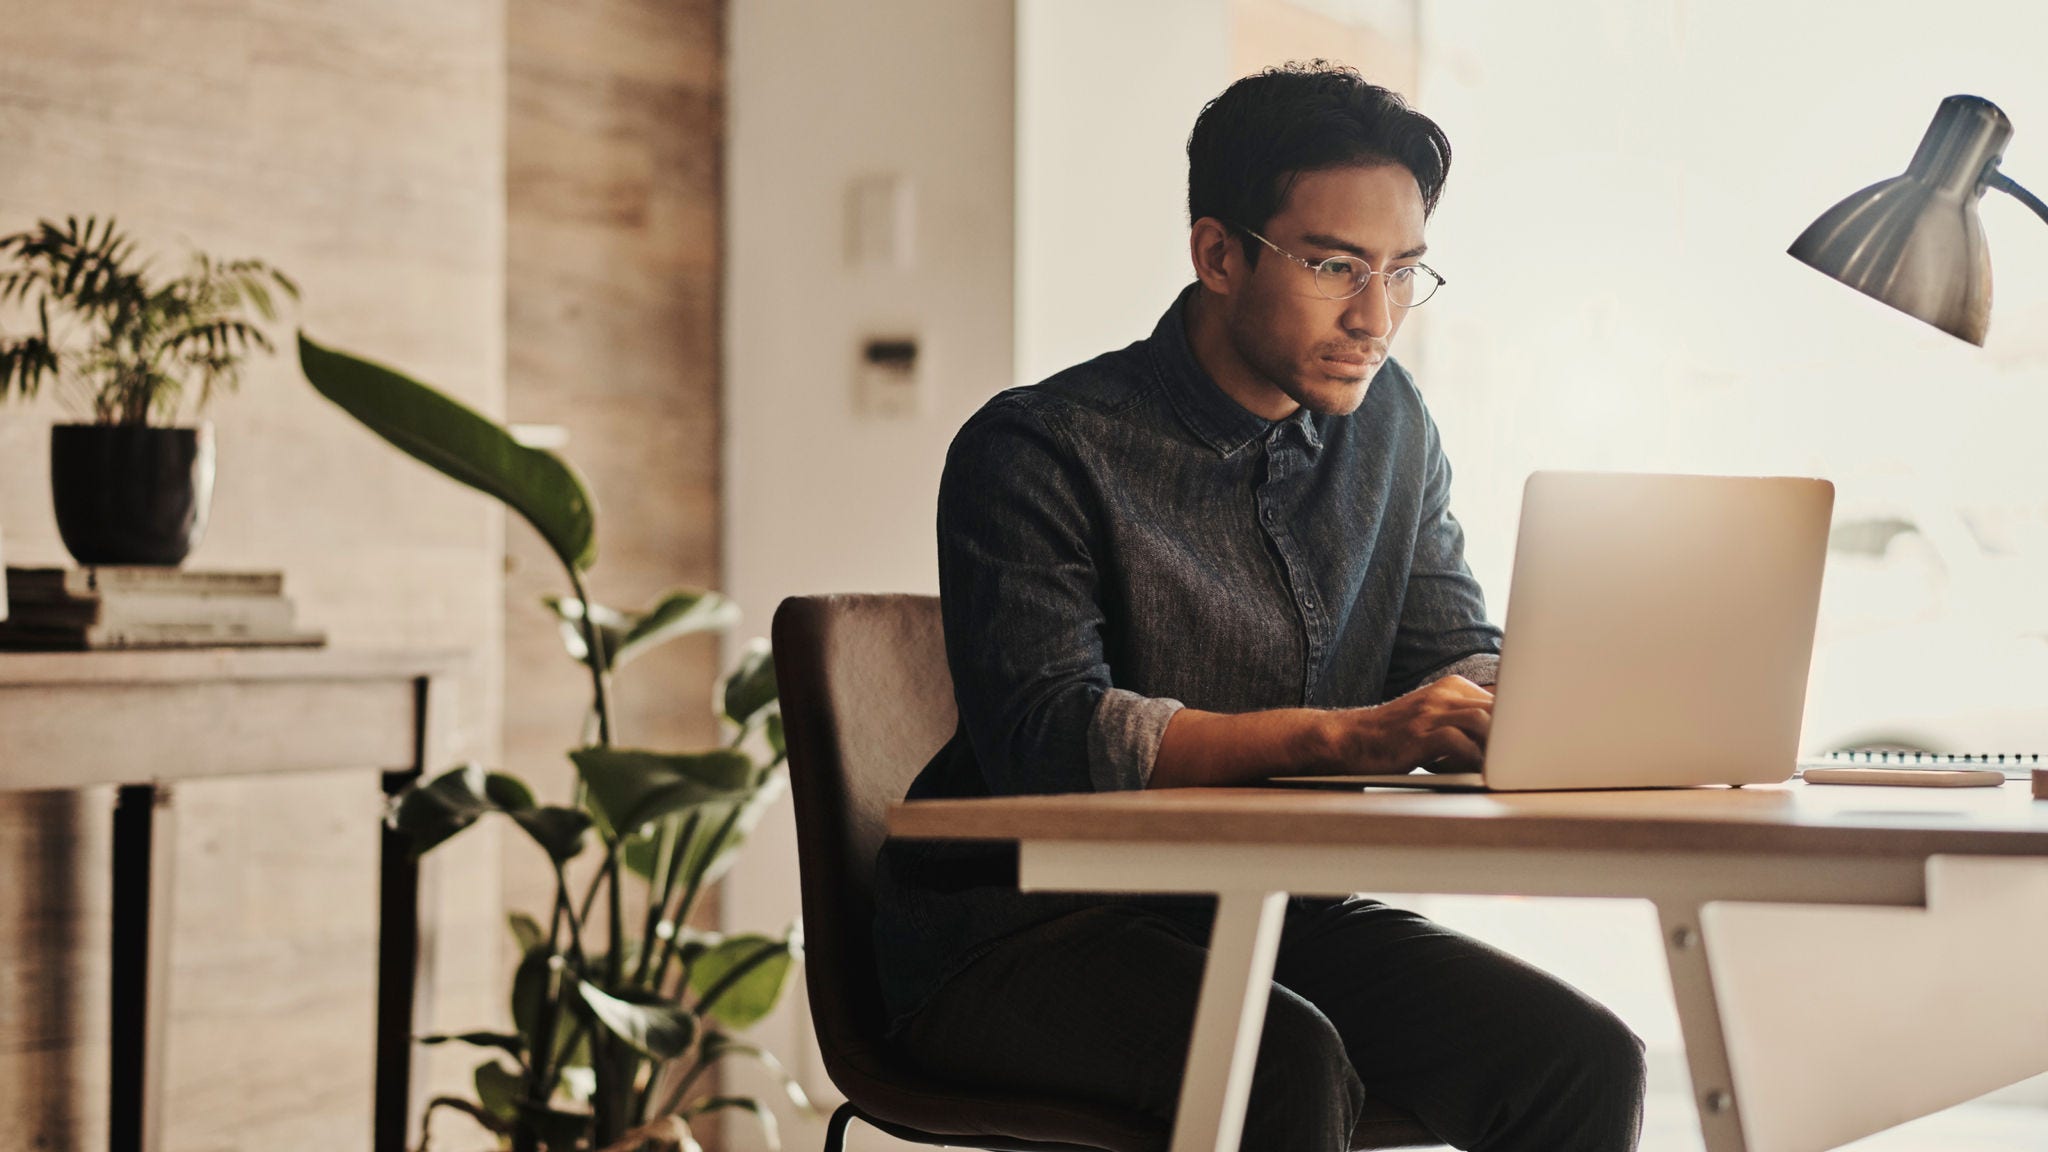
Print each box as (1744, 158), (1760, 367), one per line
(1788, 95), (2011, 345)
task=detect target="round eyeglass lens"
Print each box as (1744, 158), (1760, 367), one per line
(1313, 257), (1369, 301)
(1311, 260), (1442, 307)
(1390, 266), (1440, 307)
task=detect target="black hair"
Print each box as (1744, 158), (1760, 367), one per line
(1187, 61), (1451, 264)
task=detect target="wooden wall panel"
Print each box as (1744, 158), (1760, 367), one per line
(0, 1), (507, 1150)
(504, 0), (724, 783)
(503, 0), (727, 1143)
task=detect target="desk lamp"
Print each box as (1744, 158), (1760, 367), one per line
(1789, 94), (2048, 346)
(1789, 94), (2048, 800)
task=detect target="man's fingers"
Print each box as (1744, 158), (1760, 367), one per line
(1438, 706), (1492, 747)
(1420, 726), (1485, 771)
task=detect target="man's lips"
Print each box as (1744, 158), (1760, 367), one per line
(1321, 352), (1383, 376)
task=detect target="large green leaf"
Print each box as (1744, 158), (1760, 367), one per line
(510, 805), (594, 864)
(298, 332), (597, 571)
(420, 1031), (524, 1062)
(543, 596), (634, 670)
(681, 1096), (779, 1152)
(475, 1060), (524, 1125)
(546, 589), (739, 673)
(676, 771), (787, 893)
(575, 980), (698, 1060)
(559, 1065), (596, 1105)
(570, 748), (754, 838)
(390, 765), (546, 857)
(722, 640), (778, 727)
(518, 1102), (593, 1151)
(687, 934), (795, 1030)
(695, 1033), (814, 1114)
(511, 946), (552, 1051)
(621, 590), (740, 665)
(509, 911), (547, 954)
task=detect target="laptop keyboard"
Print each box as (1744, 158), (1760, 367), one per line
(1795, 750), (2042, 782)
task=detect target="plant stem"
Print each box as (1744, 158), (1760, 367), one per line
(523, 882), (579, 1122)
(577, 846), (619, 944)
(566, 567), (615, 748)
(553, 864), (587, 968)
(606, 840), (625, 988)
(655, 1045), (720, 1115)
(634, 811), (698, 988)
(652, 805), (742, 995)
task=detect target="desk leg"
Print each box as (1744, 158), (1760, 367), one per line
(1169, 890), (1288, 1152)
(109, 783), (174, 1152)
(374, 766), (424, 1152)
(1658, 903), (1747, 1152)
(1699, 856), (2048, 1152)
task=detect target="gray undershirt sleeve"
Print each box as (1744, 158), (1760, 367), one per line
(1087, 688), (1187, 791)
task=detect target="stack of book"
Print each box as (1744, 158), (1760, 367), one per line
(0, 566), (326, 650)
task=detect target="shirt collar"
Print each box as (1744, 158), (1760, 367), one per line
(1148, 283), (1325, 459)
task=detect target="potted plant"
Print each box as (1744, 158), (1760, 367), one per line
(298, 335), (812, 1152)
(0, 216), (297, 565)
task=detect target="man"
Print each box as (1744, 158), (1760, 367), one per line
(872, 62), (1647, 1151)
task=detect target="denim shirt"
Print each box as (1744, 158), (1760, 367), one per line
(871, 285), (1502, 1034)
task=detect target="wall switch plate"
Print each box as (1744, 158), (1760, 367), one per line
(847, 174), (915, 270)
(856, 337), (921, 418)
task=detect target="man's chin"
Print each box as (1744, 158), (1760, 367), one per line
(1296, 374), (1374, 417)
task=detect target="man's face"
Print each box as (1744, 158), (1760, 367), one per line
(1221, 163), (1428, 417)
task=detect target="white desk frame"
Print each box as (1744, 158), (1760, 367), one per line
(895, 786), (2048, 1152)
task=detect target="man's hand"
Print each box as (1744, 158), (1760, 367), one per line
(1151, 674), (1495, 788)
(1321, 675), (1494, 773)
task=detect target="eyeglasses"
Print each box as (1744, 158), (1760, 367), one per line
(1235, 225), (1446, 308)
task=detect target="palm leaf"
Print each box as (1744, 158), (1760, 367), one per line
(299, 332), (598, 572)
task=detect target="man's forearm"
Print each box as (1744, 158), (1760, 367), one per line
(1148, 675), (1497, 789)
(1150, 707), (1343, 789)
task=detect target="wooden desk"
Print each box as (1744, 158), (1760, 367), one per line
(891, 783), (2048, 1152)
(0, 647), (460, 1152)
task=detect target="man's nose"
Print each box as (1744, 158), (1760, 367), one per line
(1340, 276), (1394, 341)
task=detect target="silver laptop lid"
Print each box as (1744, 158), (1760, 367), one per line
(1484, 471), (1834, 792)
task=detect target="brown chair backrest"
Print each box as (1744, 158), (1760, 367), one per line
(771, 593), (1436, 1152)
(772, 594), (957, 1080)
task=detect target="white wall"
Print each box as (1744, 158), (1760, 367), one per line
(1015, 0), (1228, 385)
(1417, 0), (2048, 606)
(723, 1), (1016, 1147)
(1406, 0), (2048, 1097)
(729, 2), (2048, 1146)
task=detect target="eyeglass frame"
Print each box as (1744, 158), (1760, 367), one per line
(1232, 224), (1447, 307)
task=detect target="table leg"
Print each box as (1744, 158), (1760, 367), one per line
(1658, 902), (1748, 1152)
(109, 783), (174, 1152)
(1169, 889), (1288, 1152)
(374, 766), (424, 1152)
(1699, 855), (2048, 1152)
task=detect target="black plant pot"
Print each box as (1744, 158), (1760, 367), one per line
(50, 423), (216, 567)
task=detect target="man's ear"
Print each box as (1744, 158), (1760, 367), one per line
(1189, 217), (1241, 296)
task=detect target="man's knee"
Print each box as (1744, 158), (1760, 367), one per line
(1239, 993), (1365, 1152)
(1549, 1002), (1648, 1137)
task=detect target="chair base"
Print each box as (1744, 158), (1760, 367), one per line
(826, 1099), (1130, 1152)
(821, 1098), (1444, 1152)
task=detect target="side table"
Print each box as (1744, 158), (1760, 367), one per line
(0, 647), (461, 1152)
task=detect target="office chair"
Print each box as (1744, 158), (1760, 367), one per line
(771, 593), (1442, 1152)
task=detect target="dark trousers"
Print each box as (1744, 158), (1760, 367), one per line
(895, 896), (1647, 1152)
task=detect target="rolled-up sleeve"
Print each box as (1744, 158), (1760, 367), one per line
(937, 398), (1183, 796)
(1383, 409), (1504, 698)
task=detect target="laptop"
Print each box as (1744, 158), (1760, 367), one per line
(1267, 471), (1835, 792)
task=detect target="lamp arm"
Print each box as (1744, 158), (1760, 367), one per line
(1987, 169), (2048, 227)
